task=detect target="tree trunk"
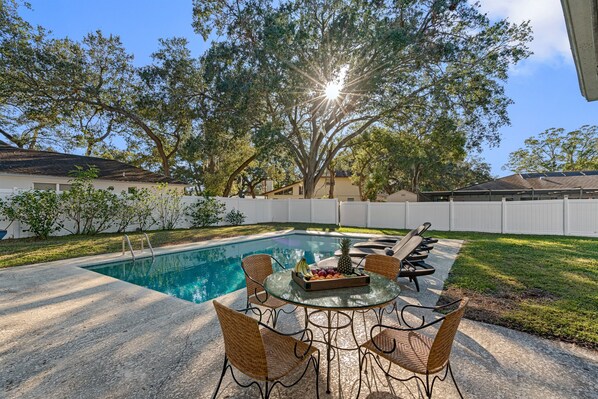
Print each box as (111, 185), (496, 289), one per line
(327, 165), (335, 199)
(222, 153), (258, 197)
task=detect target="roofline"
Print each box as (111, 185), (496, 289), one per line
(421, 188), (598, 195)
(0, 171), (188, 186)
(561, 0), (598, 101)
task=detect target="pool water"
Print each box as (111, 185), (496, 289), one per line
(86, 233), (364, 305)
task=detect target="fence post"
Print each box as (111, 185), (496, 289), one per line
(563, 195), (569, 236)
(287, 199), (291, 222)
(501, 197), (507, 234)
(366, 200), (371, 228)
(405, 201), (410, 229)
(449, 198), (454, 231)
(335, 199), (339, 225)
(310, 199), (314, 224)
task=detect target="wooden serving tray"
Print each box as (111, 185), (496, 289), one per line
(291, 271), (370, 291)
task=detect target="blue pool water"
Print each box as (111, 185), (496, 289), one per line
(86, 233), (364, 304)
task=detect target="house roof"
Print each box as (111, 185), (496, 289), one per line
(561, 0), (598, 101)
(0, 142), (185, 185)
(455, 171), (598, 192)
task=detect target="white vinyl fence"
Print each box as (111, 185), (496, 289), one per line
(1, 189), (597, 239)
(339, 197), (598, 237)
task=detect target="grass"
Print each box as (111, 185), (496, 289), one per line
(1, 223), (597, 349)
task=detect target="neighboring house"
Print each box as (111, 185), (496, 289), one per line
(0, 142), (186, 193)
(263, 171), (418, 202)
(263, 171), (362, 201)
(420, 171), (598, 202)
(380, 189), (418, 203)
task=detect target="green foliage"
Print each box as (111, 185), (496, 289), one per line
(187, 196), (225, 227)
(193, 0), (532, 197)
(0, 190), (63, 239)
(114, 188), (155, 232)
(152, 184), (187, 230)
(505, 126), (598, 173)
(224, 208), (245, 226)
(61, 166), (121, 235)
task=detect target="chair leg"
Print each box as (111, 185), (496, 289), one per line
(271, 308), (278, 329)
(314, 353), (320, 399)
(448, 362), (464, 399)
(264, 381), (270, 399)
(357, 350), (367, 398)
(211, 357), (229, 399)
(412, 276), (420, 292)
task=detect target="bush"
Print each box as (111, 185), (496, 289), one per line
(152, 184), (187, 230)
(61, 166), (121, 234)
(114, 188), (155, 232)
(0, 190), (63, 239)
(187, 196), (225, 227)
(224, 208), (246, 226)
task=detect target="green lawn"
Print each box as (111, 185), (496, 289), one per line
(1, 223), (597, 349)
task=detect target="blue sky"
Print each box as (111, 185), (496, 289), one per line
(23, 0), (598, 177)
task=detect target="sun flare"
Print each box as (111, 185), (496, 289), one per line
(325, 82), (341, 100)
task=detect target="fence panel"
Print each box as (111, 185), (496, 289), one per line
(311, 199), (338, 225)
(288, 199), (311, 223)
(368, 202), (406, 229)
(339, 202), (368, 227)
(271, 200), (288, 223)
(568, 199), (598, 237)
(407, 202), (450, 230)
(452, 201), (502, 233)
(505, 200), (564, 235)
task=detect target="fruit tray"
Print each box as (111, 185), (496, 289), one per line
(291, 268), (370, 291)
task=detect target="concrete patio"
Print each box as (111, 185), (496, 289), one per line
(1, 238), (597, 398)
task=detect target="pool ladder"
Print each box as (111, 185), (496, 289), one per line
(122, 233), (155, 261)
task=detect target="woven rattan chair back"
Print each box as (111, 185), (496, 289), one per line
(213, 300), (268, 379)
(427, 298), (469, 372)
(393, 235), (423, 261)
(364, 254), (402, 280)
(242, 254), (273, 298)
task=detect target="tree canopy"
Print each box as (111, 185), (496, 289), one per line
(505, 126), (598, 173)
(193, 0), (531, 197)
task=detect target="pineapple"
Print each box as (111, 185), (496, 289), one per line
(337, 238), (353, 275)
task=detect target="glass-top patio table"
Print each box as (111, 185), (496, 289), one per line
(263, 269), (401, 394)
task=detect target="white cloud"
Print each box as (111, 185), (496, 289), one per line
(477, 0), (571, 66)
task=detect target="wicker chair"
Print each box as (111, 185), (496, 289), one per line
(241, 254), (295, 327)
(358, 298), (469, 398)
(361, 254), (403, 324)
(212, 300), (320, 399)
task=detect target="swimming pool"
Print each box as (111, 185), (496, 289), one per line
(86, 233), (365, 305)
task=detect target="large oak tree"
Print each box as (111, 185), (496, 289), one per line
(193, 0), (531, 197)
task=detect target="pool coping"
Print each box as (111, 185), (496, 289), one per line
(10, 229), (385, 271)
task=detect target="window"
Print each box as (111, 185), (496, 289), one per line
(33, 182), (57, 191)
(58, 184), (72, 192)
(274, 187), (293, 196)
(347, 197), (355, 202)
(298, 186), (303, 195)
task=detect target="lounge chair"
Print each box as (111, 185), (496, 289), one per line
(357, 298), (469, 399)
(212, 300), (320, 399)
(336, 234), (428, 263)
(367, 222), (438, 247)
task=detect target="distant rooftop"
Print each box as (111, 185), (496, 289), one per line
(0, 142), (185, 185)
(456, 171), (598, 192)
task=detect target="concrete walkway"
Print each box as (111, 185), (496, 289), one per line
(1, 239), (597, 399)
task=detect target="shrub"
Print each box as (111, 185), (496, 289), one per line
(114, 188), (155, 232)
(0, 190), (63, 239)
(224, 208), (246, 226)
(61, 166), (121, 235)
(187, 196), (225, 227)
(152, 184), (187, 230)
